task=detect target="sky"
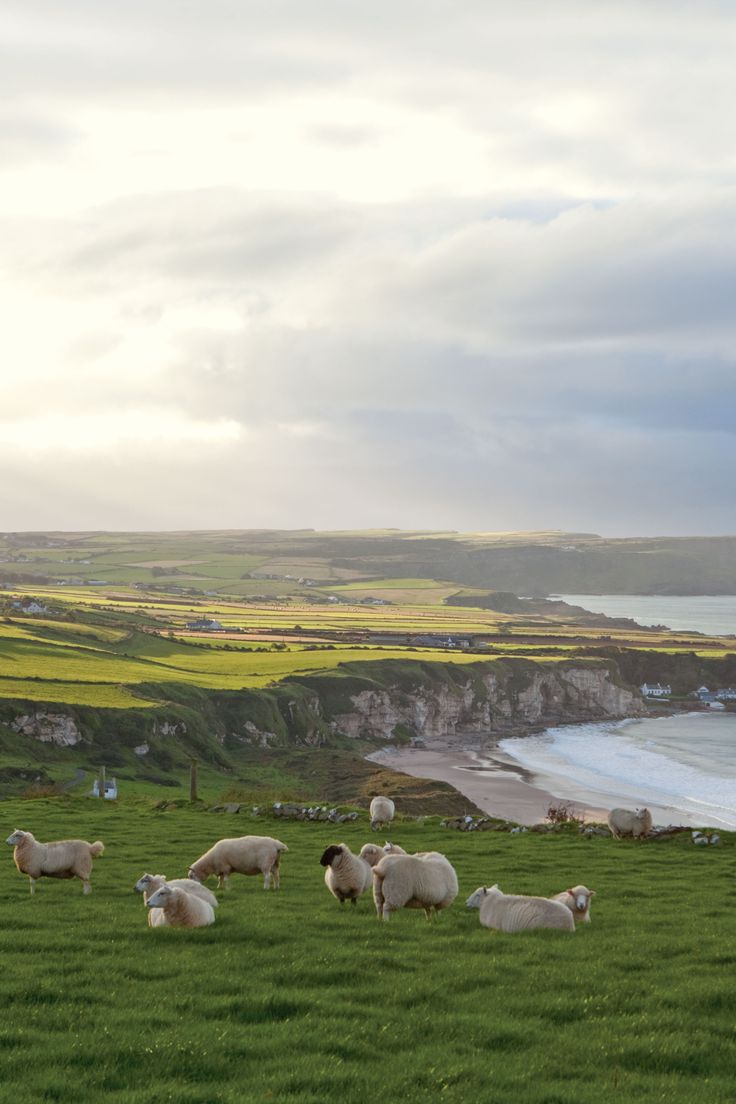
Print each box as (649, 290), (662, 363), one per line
(2, 0), (736, 535)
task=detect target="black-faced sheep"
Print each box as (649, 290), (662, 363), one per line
(146, 884), (216, 928)
(466, 885), (575, 932)
(320, 843), (372, 905)
(551, 884), (595, 923)
(372, 852), (458, 921)
(6, 829), (104, 895)
(607, 807), (653, 839)
(369, 796), (395, 831)
(188, 836), (288, 889)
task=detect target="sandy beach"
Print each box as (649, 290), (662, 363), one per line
(367, 739), (693, 826)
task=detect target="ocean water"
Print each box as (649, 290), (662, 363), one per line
(499, 712), (736, 829)
(557, 594), (736, 636)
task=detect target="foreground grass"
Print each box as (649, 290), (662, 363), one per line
(1, 799), (734, 1103)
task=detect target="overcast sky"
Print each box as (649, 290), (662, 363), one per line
(3, 1), (735, 535)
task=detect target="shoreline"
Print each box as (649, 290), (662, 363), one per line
(367, 716), (709, 827)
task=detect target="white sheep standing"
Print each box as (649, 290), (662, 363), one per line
(359, 841), (407, 867)
(466, 885), (575, 933)
(188, 836), (288, 889)
(372, 851), (458, 921)
(146, 884), (216, 928)
(134, 872), (219, 925)
(550, 884), (595, 923)
(6, 829), (104, 895)
(369, 796), (395, 831)
(320, 843), (373, 905)
(607, 807), (653, 839)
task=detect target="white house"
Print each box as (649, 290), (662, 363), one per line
(640, 683), (672, 698)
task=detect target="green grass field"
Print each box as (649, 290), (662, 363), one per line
(0, 798), (733, 1103)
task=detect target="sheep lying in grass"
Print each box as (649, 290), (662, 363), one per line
(551, 884), (595, 923)
(359, 841), (407, 867)
(372, 851), (458, 921)
(6, 829), (104, 895)
(146, 884), (216, 928)
(369, 796), (395, 831)
(320, 843), (372, 905)
(608, 807), (653, 839)
(466, 885), (575, 933)
(134, 873), (219, 910)
(188, 836), (288, 889)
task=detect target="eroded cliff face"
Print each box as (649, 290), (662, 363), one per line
(11, 711), (82, 747)
(328, 664), (643, 745)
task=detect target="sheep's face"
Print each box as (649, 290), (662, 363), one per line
(134, 874), (155, 894)
(320, 845), (343, 867)
(5, 830), (26, 847)
(569, 887), (594, 912)
(465, 887), (488, 909)
(146, 886), (173, 908)
(636, 808), (650, 821)
(188, 869), (203, 883)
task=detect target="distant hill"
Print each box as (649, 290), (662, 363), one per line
(1, 529), (735, 595)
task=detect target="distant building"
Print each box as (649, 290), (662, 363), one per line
(185, 618), (224, 631)
(694, 685), (736, 703)
(91, 778), (118, 799)
(640, 683), (672, 698)
(11, 598), (47, 614)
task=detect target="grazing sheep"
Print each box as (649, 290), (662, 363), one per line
(466, 885), (575, 933)
(320, 843), (372, 905)
(359, 841), (408, 867)
(369, 796), (395, 831)
(134, 873), (219, 908)
(146, 884), (215, 928)
(188, 836), (288, 889)
(551, 884), (595, 923)
(607, 807), (653, 839)
(372, 852), (458, 921)
(5, 829), (104, 895)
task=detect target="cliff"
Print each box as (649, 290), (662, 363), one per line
(0, 658), (644, 769)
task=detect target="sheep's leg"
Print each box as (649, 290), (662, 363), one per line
(424, 907), (433, 921)
(350, 896), (357, 906)
(381, 903), (393, 921)
(82, 881), (92, 895)
(29, 877), (36, 896)
(263, 869), (271, 890)
(271, 863), (280, 890)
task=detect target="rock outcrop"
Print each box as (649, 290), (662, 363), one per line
(11, 711), (82, 747)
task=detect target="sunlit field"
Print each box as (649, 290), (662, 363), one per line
(0, 798), (733, 1103)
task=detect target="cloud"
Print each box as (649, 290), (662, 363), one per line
(3, 2), (736, 533)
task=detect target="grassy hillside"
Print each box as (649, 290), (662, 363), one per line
(0, 798), (733, 1103)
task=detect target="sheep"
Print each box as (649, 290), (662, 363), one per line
(320, 843), (373, 905)
(466, 885), (575, 933)
(188, 836), (288, 889)
(6, 829), (104, 895)
(146, 884), (216, 928)
(358, 841), (407, 867)
(369, 796), (395, 831)
(134, 873), (219, 908)
(372, 851), (458, 921)
(551, 884), (595, 923)
(607, 807), (653, 839)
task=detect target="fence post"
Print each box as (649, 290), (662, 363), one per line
(98, 765), (106, 799)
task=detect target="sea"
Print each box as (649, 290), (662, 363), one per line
(557, 593), (736, 637)
(499, 713), (736, 829)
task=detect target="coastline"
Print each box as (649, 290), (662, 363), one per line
(367, 717), (706, 827)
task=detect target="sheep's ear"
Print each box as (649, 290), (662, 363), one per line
(590, 890), (596, 896)
(567, 887), (574, 895)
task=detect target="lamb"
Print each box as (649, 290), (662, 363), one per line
(359, 841), (407, 867)
(134, 873), (219, 908)
(607, 807), (653, 839)
(372, 851), (458, 921)
(320, 843), (373, 905)
(145, 884), (216, 928)
(466, 885), (575, 933)
(6, 829), (104, 895)
(188, 835), (288, 889)
(550, 884), (595, 923)
(369, 796), (395, 831)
